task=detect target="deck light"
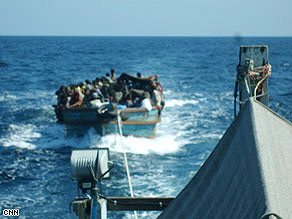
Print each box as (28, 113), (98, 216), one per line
(70, 148), (111, 192)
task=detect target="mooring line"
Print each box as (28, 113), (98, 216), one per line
(117, 110), (138, 219)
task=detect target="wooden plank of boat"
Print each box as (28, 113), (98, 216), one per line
(59, 106), (160, 124)
(106, 117), (161, 125)
(58, 106), (161, 138)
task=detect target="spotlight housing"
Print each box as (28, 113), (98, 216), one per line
(70, 148), (111, 192)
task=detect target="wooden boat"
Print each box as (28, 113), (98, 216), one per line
(54, 104), (161, 138)
(54, 72), (164, 138)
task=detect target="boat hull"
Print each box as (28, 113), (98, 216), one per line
(55, 106), (161, 138)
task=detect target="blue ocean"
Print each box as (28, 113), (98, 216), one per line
(0, 36), (291, 218)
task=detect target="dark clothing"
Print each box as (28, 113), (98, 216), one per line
(57, 92), (68, 106)
(131, 89), (151, 99)
(69, 91), (82, 106)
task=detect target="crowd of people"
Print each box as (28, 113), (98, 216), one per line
(54, 69), (164, 112)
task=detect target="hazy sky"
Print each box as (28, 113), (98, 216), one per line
(1, 0), (291, 36)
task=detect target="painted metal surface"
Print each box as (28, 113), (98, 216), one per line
(236, 45), (270, 108)
(106, 197), (174, 211)
(239, 45), (269, 67)
(159, 99), (292, 219)
(71, 148), (110, 180)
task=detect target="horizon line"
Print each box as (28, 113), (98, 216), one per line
(0, 34), (292, 38)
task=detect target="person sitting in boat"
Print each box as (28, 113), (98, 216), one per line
(151, 81), (165, 110)
(152, 88), (164, 110)
(137, 72), (142, 78)
(110, 69), (116, 82)
(54, 86), (69, 120)
(100, 76), (112, 101)
(63, 85), (73, 107)
(66, 87), (83, 109)
(55, 85), (68, 107)
(141, 97), (152, 111)
(92, 80), (105, 102)
(105, 73), (113, 85)
(127, 88), (151, 109)
(79, 82), (87, 94)
(125, 96), (141, 108)
(94, 77), (104, 87)
(85, 79), (94, 90)
(77, 85), (85, 99)
(81, 89), (92, 108)
(89, 92), (103, 107)
(130, 87), (151, 100)
(112, 78), (130, 104)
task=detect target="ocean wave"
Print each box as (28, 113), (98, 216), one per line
(27, 122), (184, 155)
(1, 90), (56, 107)
(1, 94), (17, 101)
(281, 62), (290, 67)
(162, 89), (172, 95)
(0, 124), (41, 149)
(0, 119), (186, 154)
(97, 134), (183, 155)
(165, 99), (199, 108)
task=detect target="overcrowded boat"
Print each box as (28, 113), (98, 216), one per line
(53, 70), (164, 138)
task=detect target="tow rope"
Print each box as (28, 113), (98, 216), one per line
(117, 110), (138, 219)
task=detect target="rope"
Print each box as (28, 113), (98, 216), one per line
(117, 110), (138, 219)
(254, 73), (269, 100)
(236, 63), (271, 101)
(244, 77), (251, 95)
(237, 64), (271, 81)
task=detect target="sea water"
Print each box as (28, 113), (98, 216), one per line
(0, 36), (291, 218)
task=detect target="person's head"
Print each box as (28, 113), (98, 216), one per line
(66, 86), (71, 92)
(111, 69), (115, 74)
(69, 84), (75, 91)
(106, 72), (110, 77)
(80, 82), (86, 90)
(98, 80), (103, 87)
(73, 86), (79, 92)
(91, 92), (98, 99)
(85, 79), (91, 84)
(59, 85), (65, 91)
(85, 89), (90, 95)
(137, 72), (142, 78)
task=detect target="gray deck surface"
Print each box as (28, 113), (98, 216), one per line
(159, 99), (292, 219)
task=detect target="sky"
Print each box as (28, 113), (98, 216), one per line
(0, 0), (292, 36)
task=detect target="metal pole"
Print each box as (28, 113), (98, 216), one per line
(99, 198), (107, 219)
